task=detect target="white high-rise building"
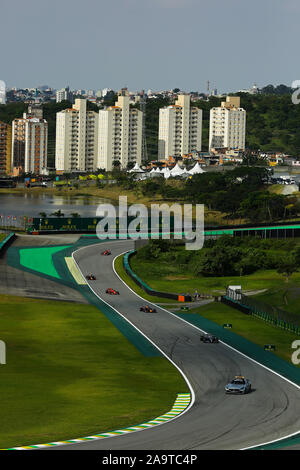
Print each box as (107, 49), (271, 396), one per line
(158, 94), (202, 159)
(55, 99), (98, 173)
(98, 88), (142, 170)
(0, 81), (6, 104)
(209, 96), (246, 150)
(56, 86), (73, 103)
(12, 105), (48, 175)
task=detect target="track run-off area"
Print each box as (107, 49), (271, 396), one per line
(2, 234), (300, 450)
(43, 238), (300, 451)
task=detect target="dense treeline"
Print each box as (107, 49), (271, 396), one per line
(115, 166), (298, 222)
(136, 237), (300, 280)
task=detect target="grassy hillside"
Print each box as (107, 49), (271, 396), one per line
(0, 295), (187, 448)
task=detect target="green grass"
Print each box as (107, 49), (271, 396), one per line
(0, 233), (7, 243)
(0, 295), (187, 448)
(114, 255), (181, 304)
(191, 302), (300, 365)
(116, 252), (299, 366)
(254, 284), (300, 315)
(130, 255), (300, 296)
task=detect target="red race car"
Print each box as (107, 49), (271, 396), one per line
(106, 288), (120, 295)
(140, 305), (157, 313)
(86, 274), (96, 280)
(101, 249), (111, 256)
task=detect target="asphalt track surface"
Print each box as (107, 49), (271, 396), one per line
(0, 234), (87, 303)
(48, 239), (300, 451)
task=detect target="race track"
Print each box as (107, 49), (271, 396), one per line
(0, 234), (87, 303)
(53, 240), (300, 450)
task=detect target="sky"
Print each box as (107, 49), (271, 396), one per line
(1, 0), (298, 93)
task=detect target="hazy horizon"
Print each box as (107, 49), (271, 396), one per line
(1, 0), (297, 94)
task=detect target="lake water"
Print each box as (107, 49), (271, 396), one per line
(0, 193), (111, 218)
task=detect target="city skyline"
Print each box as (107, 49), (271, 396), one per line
(5, 82), (280, 95)
(1, 0), (297, 93)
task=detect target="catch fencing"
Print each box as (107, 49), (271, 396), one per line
(222, 293), (300, 335)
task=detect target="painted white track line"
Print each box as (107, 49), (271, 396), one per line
(12, 239), (298, 451)
(69, 243), (196, 442)
(110, 246), (300, 451)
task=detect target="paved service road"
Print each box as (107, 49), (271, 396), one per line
(54, 240), (300, 450)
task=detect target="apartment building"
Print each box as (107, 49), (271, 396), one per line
(12, 105), (48, 175)
(56, 86), (73, 103)
(0, 122), (12, 175)
(98, 88), (142, 171)
(158, 94), (202, 159)
(0, 81), (6, 105)
(55, 98), (98, 173)
(209, 96), (246, 151)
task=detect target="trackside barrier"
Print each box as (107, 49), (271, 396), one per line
(26, 217), (300, 237)
(221, 295), (300, 336)
(221, 296), (252, 315)
(123, 251), (180, 301)
(123, 251), (213, 303)
(0, 232), (15, 257)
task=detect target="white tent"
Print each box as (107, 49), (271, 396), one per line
(147, 168), (163, 178)
(128, 162), (144, 173)
(180, 167), (190, 178)
(189, 162), (205, 175)
(161, 167), (171, 179)
(170, 163), (185, 176)
(149, 167), (163, 178)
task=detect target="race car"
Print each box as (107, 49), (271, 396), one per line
(86, 274), (96, 280)
(106, 288), (120, 295)
(200, 334), (219, 343)
(225, 376), (251, 394)
(101, 249), (111, 256)
(140, 305), (157, 313)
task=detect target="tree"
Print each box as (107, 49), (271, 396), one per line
(140, 179), (164, 197)
(127, 162), (135, 170)
(239, 192), (286, 222)
(293, 247), (300, 266)
(277, 260), (298, 283)
(39, 212), (47, 218)
(51, 210), (64, 218)
(190, 246), (243, 277)
(112, 160), (121, 169)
